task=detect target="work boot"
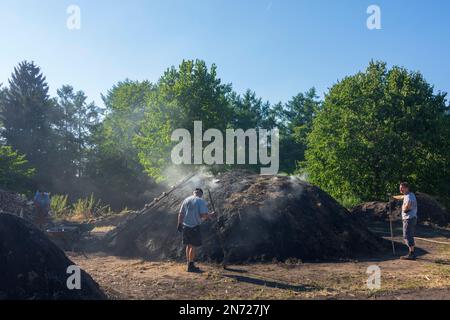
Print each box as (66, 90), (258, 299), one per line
(187, 262), (200, 272)
(400, 252), (416, 260)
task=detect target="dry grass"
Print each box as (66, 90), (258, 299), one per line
(70, 253), (450, 300)
(90, 226), (116, 233)
(69, 221), (450, 300)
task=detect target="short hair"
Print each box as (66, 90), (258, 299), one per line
(194, 188), (203, 195)
(400, 182), (409, 189)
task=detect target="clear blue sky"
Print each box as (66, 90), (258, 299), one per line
(1, 0), (449, 107)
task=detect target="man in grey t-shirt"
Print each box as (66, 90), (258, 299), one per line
(399, 182), (418, 260)
(177, 188), (216, 272)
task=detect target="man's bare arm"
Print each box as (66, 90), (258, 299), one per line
(178, 211), (185, 225)
(200, 211), (216, 221)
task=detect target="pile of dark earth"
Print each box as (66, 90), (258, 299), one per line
(351, 192), (450, 227)
(0, 213), (106, 299)
(104, 170), (386, 263)
(0, 189), (33, 220)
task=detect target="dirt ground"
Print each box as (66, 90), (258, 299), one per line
(69, 221), (450, 300)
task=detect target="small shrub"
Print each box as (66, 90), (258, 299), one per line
(49, 194), (116, 221)
(50, 194), (69, 217)
(72, 194), (113, 220)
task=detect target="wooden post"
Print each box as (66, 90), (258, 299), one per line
(389, 195), (396, 255)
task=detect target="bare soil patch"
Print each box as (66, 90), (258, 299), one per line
(70, 222), (450, 300)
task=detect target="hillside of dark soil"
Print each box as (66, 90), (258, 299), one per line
(105, 170), (385, 263)
(0, 213), (106, 300)
(0, 189), (33, 220)
(351, 192), (450, 227)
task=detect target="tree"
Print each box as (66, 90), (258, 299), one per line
(134, 59), (233, 180)
(303, 61), (450, 205)
(99, 79), (153, 159)
(281, 88), (322, 173)
(55, 85), (101, 179)
(230, 90), (276, 129)
(0, 84), (5, 135)
(0, 61), (56, 189)
(85, 80), (158, 208)
(0, 145), (35, 191)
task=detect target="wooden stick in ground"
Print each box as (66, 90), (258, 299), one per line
(389, 196), (396, 255)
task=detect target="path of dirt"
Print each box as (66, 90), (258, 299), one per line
(69, 222), (450, 300)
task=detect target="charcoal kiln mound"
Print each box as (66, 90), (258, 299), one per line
(0, 213), (106, 300)
(0, 189), (33, 220)
(105, 170), (385, 263)
(351, 192), (450, 227)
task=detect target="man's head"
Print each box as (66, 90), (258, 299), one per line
(399, 182), (410, 195)
(193, 188), (204, 198)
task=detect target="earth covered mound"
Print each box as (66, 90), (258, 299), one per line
(0, 189), (33, 220)
(105, 170), (385, 263)
(351, 192), (450, 227)
(0, 213), (106, 300)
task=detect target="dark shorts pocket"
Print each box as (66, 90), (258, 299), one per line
(182, 226), (202, 247)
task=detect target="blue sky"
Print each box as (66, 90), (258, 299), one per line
(1, 0), (449, 107)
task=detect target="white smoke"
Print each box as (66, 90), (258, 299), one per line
(161, 165), (220, 192)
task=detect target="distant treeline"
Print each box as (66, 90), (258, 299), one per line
(1, 60), (449, 208)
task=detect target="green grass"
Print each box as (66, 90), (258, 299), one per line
(50, 193), (114, 221)
(50, 194), (70, 218)
(340, 195), (363, 209)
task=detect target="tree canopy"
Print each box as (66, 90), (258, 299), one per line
(0, 61), (55, 189)
(1, 59), (448, 209)
(134, 60), (234, 180)
(0, 145), (35, 191)
(303, 61), (450, 205)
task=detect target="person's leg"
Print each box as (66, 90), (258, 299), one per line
(186, 245), (190, 263)
(401, 218), (416, 260)
(408, 218), (417, 256)
(183, 227), (193, 270)
(189, 246), (195, 263)
(35, 207), (44, 230)
(402, 219), (408, 249)
(186, 245), (198, 272)
(186, 227), (201, 272)
(41, 209), (48, 229)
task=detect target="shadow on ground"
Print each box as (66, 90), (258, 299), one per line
(222, 274), (320, 292)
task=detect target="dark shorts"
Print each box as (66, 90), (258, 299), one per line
(182, 225), (202, 247)
(34, 206), (48, 229)
(403, 217), (417, 247)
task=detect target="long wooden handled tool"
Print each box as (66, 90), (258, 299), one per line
(388, 195), (396, 256)
(208, 189), (227, 269)
(208, 189), (216, 214)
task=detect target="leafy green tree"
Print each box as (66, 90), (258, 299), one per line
(303, 61), (450, 205)
(85, 80), (158, 208)
(0, 61), (56, 189)
(0, 145), (35, 191)
(99, 79), (153, 159)
(135, 60), (233, 180)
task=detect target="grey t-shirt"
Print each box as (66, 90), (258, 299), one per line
(402, 192), (418, 220)
(180, 195), (209, 228)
